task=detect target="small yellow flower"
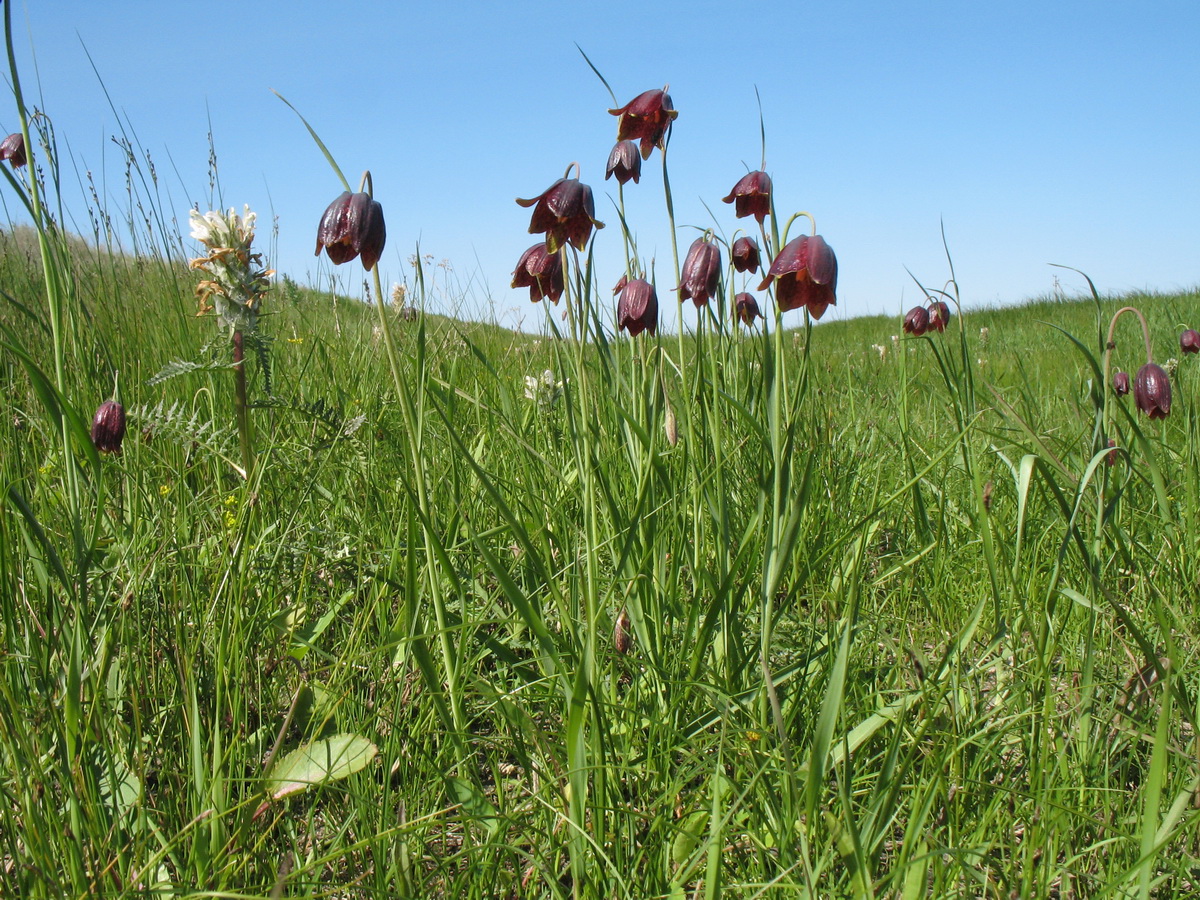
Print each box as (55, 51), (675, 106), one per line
(159, 484), (170, 497)
(745, 730), (761, 743)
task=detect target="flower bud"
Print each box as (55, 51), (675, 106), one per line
(613, 609), (632, 655)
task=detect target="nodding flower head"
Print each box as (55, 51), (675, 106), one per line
(91, 400), (126, 454)
(1180, 328), (1200, 355)
(903, 306), (930, 336)
(1113, 370), (1131, 396)
(677, 235), (722, 307)
(608, 88), (678, 160)
(315, 191), (386, 270)
(516, 172), (604, 254)
(759, 234), (837, 319)
(928, 301), (951, 333)
(1134, 363), (1171, 419)
(511, 243), (564, 304)
(731, 236), (761, 275)
(616, 278), (658, 337)
(0, 133), (26, 168)
(735, 293), (762, 327)
(722, 171), (772, 224)
(605, 141), (642, 186)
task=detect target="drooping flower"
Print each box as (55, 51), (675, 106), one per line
(731, 236), (760, 275)
(903, 306), (929, 336)
(1113, 370), (1131, 396)
(1180, 328), (1200, 354)
(605, 141), (642, 186)
(516, 174), (604, 253)
(315, 191), (386, 270)
(91, 400), (126, 454)
(735, 293), (762, 326)
(511, 243), (564, 304)
(758, 234), (837, 318)
(928, 301), (951, 332)
(1134, 362), (1171, 419)
(617, 278), (658, 336)
(677, 236), (722, 307)
(0, 133), (26, 168)
(722, 171), (772, 224)
(608, 88), (678, 160)
(190, 205), (272, 331)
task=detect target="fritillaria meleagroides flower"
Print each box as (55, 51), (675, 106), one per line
(1113, 370), (1131, 396)
(735, 293), (762, 327)
(517, 168), (605, 254)
(189, 206), (272, 332)
(1180, 328), (1200, 354)
(511, 243), (564, 304)
(315, 191), (386, 270)
(605, 140), (642, 186)
(0, 133), (26, 168)
(678, 235), (722, 307)
(91, 400), (126, 454)
(616, 277), (658, 337)
(722, 171), (772, 224)
(609, 88), (678, 160)
(731, 236), (760, 275)
(903, 306), (930, 336)
(1134, 362), (1171, 419)
(928, 301), (951, 333)
(759, 234), (837, 318)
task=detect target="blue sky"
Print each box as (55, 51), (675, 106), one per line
(5, 1), (1199, 332)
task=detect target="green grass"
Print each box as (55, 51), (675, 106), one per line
(3, 13), (1200, 896)
(4, 219), (1199, 897)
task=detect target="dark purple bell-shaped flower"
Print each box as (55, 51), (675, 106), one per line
(516, 174), (605, 254)
(678, 236), (722, 307)
(928, 301), (951, 333)
(91, 400), (126, 454)
(1134, 363), (1171, 419)
(735, 293), (762, 326)
(722, 171), (772, 224)
(608, 88), (678, 160)
(903, 306), (929, 336)
(315, 191), (386, 270)
(731, 236), (760, 275)
(511, 244), (564, 304)
(617, 278), (658, 337)
(605, 141), (642, 186)
(759, 234), (837, 318)
(1113, 370), (1131, 396)
(1180, 329), (1200, 354)
(1, 133), (26, 168)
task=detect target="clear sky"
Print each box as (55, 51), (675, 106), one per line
(5, 1), (1198, 332)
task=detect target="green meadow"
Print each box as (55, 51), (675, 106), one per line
(2, 13), (1200, 900)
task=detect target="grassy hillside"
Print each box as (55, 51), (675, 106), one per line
(3, 209), (1200, 898)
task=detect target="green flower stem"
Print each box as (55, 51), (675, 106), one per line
(231, 329), (254, 478)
